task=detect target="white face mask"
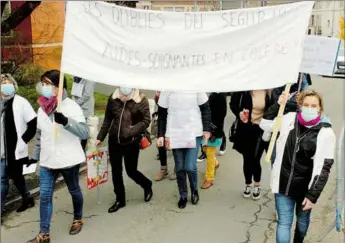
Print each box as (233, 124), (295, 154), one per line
(120, 87), (133, 96)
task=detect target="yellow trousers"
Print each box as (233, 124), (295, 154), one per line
(203, 146), (218, 181)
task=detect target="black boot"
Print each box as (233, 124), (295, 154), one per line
(17, 197), (35, 213)
(178, 198), (187, 209)
(191, 191), (199, 205)
(144, 186), (153, 202)
(108, 201), (126, 213)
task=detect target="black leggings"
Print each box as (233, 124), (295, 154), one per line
(242, 124), (268, 185)
(158, 147), (167, 167)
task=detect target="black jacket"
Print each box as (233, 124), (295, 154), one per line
(261, 106), (335, 204)
(97, 89), (150, 145)
(208, 93), (227, 138)
(229, 91), (272, 153)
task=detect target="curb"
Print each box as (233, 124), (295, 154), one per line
(4, 165), (87, 210)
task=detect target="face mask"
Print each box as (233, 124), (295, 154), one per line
(1, 84), (15, 96)
(120, 87), (132, 96)
(301, 107), (319, 121)
(42, 86), (54, 99)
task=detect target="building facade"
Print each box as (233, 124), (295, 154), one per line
(1, 1), (65, 70)
(136, 1), (220, 11)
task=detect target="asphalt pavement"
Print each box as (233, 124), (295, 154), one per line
(1, 75), (344, 243)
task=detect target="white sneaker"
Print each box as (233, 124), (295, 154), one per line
(252, 186), (262, 200)
(243, 186), (252, 198)
(218, 149), (226, 156)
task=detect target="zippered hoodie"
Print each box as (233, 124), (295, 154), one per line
(97, 88), (150, 145)
(260, 107), (336, 204)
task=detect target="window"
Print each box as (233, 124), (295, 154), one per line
(311, 15), (315, 26)
(191, 6), (200, 12)
(163, 6), (185, 12)
(143, 6), (150, 10)
(327, 20), (330, 28)
(163, 7), (174, 12)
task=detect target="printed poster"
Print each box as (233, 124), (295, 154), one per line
(86, 147), (108, 190)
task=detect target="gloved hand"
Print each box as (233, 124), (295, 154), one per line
(54, 112), (68, 126)
(26, 158), (38, 167)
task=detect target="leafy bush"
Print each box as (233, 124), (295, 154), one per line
(12, 63), (46, 85)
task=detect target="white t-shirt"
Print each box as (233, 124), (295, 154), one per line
(158, 92), (208, 139)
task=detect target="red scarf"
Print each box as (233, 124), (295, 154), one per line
(38, 90), (67, 115)
(38, 96), (57, 115)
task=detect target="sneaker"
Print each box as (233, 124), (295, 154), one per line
(252, 186), (262, 200)
(219, 139), (227, 156)
(243, 186), (252, 198)
(197, 153), (206, 162)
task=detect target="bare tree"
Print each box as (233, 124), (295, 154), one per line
(1, 1), (41, 34)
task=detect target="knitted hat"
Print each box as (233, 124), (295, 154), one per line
(1, 73), (18, 89)
(40, 70), (67, 89)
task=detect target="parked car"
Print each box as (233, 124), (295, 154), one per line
(334, 47), (345, 77)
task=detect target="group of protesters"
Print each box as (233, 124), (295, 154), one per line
(0, 70), (336, 243)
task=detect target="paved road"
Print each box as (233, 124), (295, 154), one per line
(2, 75), (344, 243)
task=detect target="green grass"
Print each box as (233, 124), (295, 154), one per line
(16, 74), (108, 116)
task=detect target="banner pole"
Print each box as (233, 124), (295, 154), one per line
(265, 83), (292, 163)
(55, 1), (67, 140)
(97, 154), (101, 204)
(55, 72), (65, 139)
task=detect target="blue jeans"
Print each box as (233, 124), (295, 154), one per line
(275, 193), (311, 243)
(1, 158), (30, 212)
(172, 137), (201, 200)
(40, 164), (83, 233)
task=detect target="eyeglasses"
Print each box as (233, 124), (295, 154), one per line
(41, 77), (54, 86)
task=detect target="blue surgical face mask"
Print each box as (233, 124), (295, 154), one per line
(1, 84), (15, 96)
(42, 86), (54, 99)
(120, 87), (133, 96)
(301, 107), (319, 121)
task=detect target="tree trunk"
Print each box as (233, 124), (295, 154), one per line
(1, 1), (41, 34)
(1, 1), (8, 17)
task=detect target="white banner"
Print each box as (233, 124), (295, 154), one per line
(61, 1), (314, 92)
(301, 35), (341, 76)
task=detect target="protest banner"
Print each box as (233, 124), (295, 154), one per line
(86, 148), (108, 190)
(61, 1), (314, 92)
(301, 35), (341, 76)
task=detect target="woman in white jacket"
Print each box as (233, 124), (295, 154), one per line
(1, 74), (37, 218)
(27, 70), (89, 243)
